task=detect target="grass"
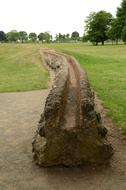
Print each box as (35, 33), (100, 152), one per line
(0, 42), (125, 132)
(47, 43), (126, 132)
(0, 43), (48, 92)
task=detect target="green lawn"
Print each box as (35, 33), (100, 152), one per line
(0, 43), (48, 92)
(47, 43), (126, 132)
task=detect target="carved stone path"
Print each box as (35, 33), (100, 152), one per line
(33, 50), (113, 166)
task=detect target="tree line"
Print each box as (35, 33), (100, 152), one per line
(0, 0), (126, 45)
(0, 30), (80, 43)
(0, 30), (52, 43)
(84, 0), (126, 45)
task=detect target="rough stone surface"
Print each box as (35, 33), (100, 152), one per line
(32, 49), (113, 166)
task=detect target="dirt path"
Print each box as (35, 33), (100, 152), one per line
(0, 59), (126, 189)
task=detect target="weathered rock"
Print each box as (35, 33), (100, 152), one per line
(32, 49), (113, 166)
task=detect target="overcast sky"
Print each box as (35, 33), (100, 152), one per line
(0, 0), (122, 37)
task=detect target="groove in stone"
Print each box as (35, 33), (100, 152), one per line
(32, 49), (113, 167)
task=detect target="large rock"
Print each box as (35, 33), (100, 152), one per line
(32, 50), (113, 166)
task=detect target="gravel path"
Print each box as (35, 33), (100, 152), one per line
(0, 90), (50, 190)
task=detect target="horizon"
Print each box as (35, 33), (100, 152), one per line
(0, 0), (122, 37)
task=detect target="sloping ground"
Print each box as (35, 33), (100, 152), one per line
(0, 90), (126, 190)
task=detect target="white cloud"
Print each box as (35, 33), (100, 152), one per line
(0, 0), (122, 36)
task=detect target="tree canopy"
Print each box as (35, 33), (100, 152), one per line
(115, 0), (126, 42)
(122, 25), (126, 43)
(19, 31), (28, 43)
(38, 33), (45, 42)
(71, 31), (80, 41)
(85, 11), (112, 45)
(43, 32), (51, 43)
(38, 32), (52, 43)
(29, 32), (37, 42)
(0, 31), (6, 42)
(7, 30), (19, 42)
(107, 18), (121, 44)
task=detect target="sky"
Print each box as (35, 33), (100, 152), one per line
(0, 0), (122, 37)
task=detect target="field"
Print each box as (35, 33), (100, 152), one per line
(0, 44), (48, 92)
(0, 43), (126, 131)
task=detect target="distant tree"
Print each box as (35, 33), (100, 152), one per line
(122, 26), (126, 43)
(62, 34), (66, 41)
(116, 0), (126, 38)
(29, 32), (37, 42)
(0, 31), (6, 42)
(66, 33), (70, 39)
(38, 32), (51, 43)
(38, 33), (45, 42)
(43, 32), (51, 43)
(107, 18), (121, 44)
(82, 34), (89, 42)
(107, 28), (115, 44)
(55, 33), (63, 42)
(7, 30), (19, 42)
(85, 11), (112, 45)
(19, 31), (28, 43)
(65, 33), (70, 42)
(55, 34), (59, 42)
(59, 33), (63, 42)
(50, 35), (53, 42)
(71, 31), (79, 42)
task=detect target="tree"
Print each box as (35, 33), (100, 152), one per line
(38, 33), (45, 42)
(64, 33), (70, 42)
(7, 30), (19, 42)
(122, 26), (126, 43)
(0, 31), (6, 42)
(19, 31), (28, 43)
(50, 35), (53, 42)
(29, 32), (37, 42)
(43, 32), (51, 43)
(38, 32), (51, 43)
(55, 33), (63, 42)
(55, 33), (71, 42)
(58, 33), (64, 42)
(82, 34), (89, 42)
(85, 11), (112, 45)
(71, 31), (79, 42)
(116, 0), (126, 38)
(107, 18), (121, 44)
(66, 33), (70, 39)
(55, 34), (58, 42)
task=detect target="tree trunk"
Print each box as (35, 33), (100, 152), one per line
(102, 40), (104, 45)
(116, 39), (118, 45)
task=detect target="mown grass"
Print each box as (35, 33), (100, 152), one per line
(0, 43), (48, 92)
(47, 43), (126, 132)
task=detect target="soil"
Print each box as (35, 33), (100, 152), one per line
(0, 54), (126, 189)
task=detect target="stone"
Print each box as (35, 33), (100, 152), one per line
(32, 49), (113, 167)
